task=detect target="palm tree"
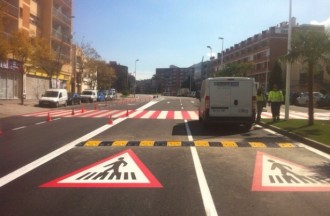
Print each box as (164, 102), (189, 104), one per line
(286, 29), (330, 125)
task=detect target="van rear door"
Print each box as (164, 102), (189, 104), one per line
(209, 79), (253, 117)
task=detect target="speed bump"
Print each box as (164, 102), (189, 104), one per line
(77, 140), (299, 148)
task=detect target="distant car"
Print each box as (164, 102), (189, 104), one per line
(97, 92), (106, 102)
(296, 92), (323, 106)
(67, 92), (81, 105)
(109, 88), (117, 99)
(80, 89), (97, 103)
(316, 93), (330, 108)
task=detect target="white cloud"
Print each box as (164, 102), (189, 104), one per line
(310, 17), (330, 30)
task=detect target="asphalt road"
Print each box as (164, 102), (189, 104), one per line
(0, 95), (329, 216)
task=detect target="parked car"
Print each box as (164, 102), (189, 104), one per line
(39, 89), (68, 107)
(296, 92), (323, 106)
(97, 91), (106, 102)
(80, 89), (97, 103)
(67, 92), (81, 105)
(316, 93), (330, 108)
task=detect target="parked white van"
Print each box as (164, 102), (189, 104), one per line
(39, 89), (68, 107)
(80, 89), (98, 103)
(199, 77), (257, 130)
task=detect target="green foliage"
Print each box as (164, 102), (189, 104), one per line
(97, 61), (116, 90)
(216, 62), (254, 77)
(269, 61), (283, 89)
(285, 29), (330, 125)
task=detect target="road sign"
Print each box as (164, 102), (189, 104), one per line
(40, 149), (162, 188)
(252, 151), (330, 191)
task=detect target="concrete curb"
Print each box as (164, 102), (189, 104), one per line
(258, 121), (330, 154)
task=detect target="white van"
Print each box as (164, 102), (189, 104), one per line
(39, 89), (68, 107)
(199, 77), (256, 129)
(80, 89), (98, 103)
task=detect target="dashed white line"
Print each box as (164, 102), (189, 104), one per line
(12, 126), (27, 131)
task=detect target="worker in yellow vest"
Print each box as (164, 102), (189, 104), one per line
(256, 87), (266, 122)
(268, 84), (284, 121)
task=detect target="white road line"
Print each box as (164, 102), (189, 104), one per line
(191, 148), (218, 216)
(12, 126), (26, 131)
(0, 100), (161, 188)
(184, 120), (218, 216)
(0, 118), (126, 188)
(35, 121), (46, 125)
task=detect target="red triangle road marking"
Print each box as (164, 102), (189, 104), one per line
(40, 149), (163, 188)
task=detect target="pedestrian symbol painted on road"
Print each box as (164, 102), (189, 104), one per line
(252, 151), (330, 191)
(40, 149), (162, 188)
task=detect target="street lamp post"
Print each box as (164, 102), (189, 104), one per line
(133, 59), (139, 98)
(285, 0), (292, 120)
(207, 46), (213, 77)
(218, 37), (224, 70)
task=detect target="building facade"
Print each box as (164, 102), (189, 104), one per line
(0, 0), (73, 99)
(155, 65), (194, 96)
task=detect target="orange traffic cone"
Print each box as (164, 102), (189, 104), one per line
(108, 115), (113, 124)
(81, 105), (85, 113)
(47, 112), (52, 122)
(72, 108), (75, 115)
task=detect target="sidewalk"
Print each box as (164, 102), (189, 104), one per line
(0, 99), (46, 118)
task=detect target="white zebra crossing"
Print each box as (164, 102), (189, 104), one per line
(21, 109), (330, 120)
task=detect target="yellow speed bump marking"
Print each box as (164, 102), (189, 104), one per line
(221, 141), (238, 147)
(112, 140), (128, 146)
(140, 140), (155, 147)
(278, 142), (296, 148)
(194, 140), (209, 147)
(167, 141), (182, 147)
(249, 142), (266, 148)
(84, 140), (102, 147)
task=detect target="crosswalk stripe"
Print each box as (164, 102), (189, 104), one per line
(21, 109), (330, 120)
(157, 111), (168, 119)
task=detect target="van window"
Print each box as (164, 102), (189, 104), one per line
(59, 93), (62, 98)
(45, 91), (58, 97)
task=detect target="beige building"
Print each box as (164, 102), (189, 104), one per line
(0, 0), (73, 99)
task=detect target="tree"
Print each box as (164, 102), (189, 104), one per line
(268, 61), (283, 90)
(97, 61), (115, 90)
(0, 2), (9, 61)
(286, 29), (330, 125)
(216, 62), (254, 77)
(31, 36), (60, 88)
(9, 31), (33, 104)
(79, 42), (101, 89)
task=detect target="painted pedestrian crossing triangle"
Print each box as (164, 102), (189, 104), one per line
(77, 140), (299, 148)
(22, 109), (330, 120)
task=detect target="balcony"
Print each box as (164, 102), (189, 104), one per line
(52, 29), (71, 43)
(2, 0), (19, 18)
(52, 7), (72, 26)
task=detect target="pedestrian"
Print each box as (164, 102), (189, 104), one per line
(268, 84), (284, 121)
(256, 87), (266, 122)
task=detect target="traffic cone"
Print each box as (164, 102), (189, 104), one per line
(81, 105), (85, 113)
(126, 109), (129, 117)
(108, 115), (113, 124)
(72, 108), (75, 115)
(47, 112), (52, 122)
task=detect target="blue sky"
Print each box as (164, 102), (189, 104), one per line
(73, 0), (330, 80)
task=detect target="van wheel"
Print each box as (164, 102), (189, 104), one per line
(242, 123), (253, 131)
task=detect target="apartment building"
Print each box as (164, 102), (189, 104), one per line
(214, 21), (291, 91)
(155, 66), (194, 96)
(0, 0), (73, 99)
